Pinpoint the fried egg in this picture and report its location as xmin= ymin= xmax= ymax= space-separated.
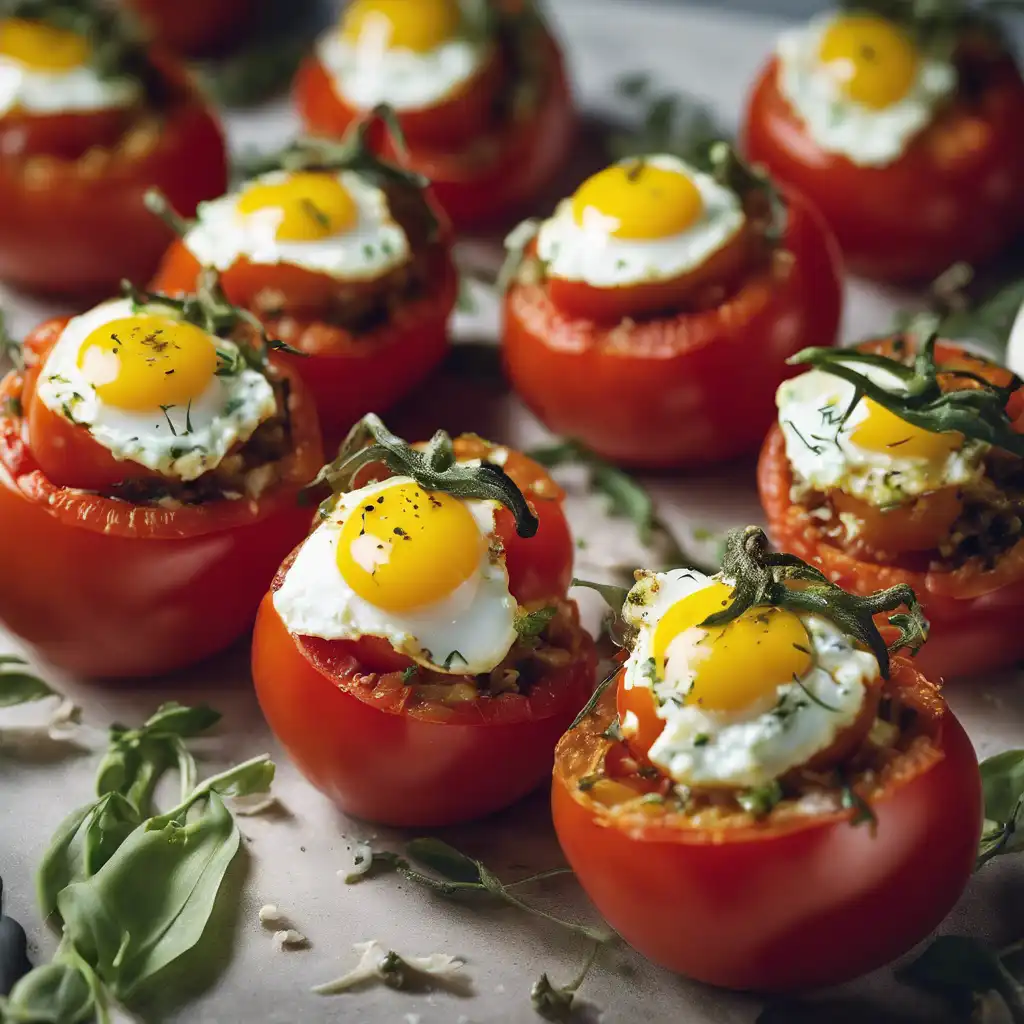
xmin=621 ymin=569 xmax=877 ymax=789
xmin=273 ymin=476 xmax=518 ymax=675
xmin=535 ymin=155 xmax=745 ymax=289
xmin=1006 ymin=299 xmax=1024 ymax=379
xmin=776 ymin=364 xmax=986 ymax=507
xmin=318 ymin=0 xmax=488 ymax=111
xmin=35 ymin=298 xmax=277 ymax=482
xmin=0 ymin=18 xmax=140 ymax=117
xmin=184 ymin=170 xmax=410 ymax=283
xmin=776 ymin=11 xmax=957 ymax=167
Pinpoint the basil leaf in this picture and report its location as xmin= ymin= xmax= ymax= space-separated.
xmin=1 ymin=961 xmax=96 ymax=1024
xmin=514 ymin=606 xmax=557 ymax=639
xmin=141 ymin=702 xmax=221 ymax=739
xmin=405 ymin=839 xmax=483 ymax=885
xmin=57 ymin=793 xmax=240 ymax=1001
xmin=0 ymin=659 xmax=56 ymax=709
xmin=981 ymin=749 xmax=1024 ymax=823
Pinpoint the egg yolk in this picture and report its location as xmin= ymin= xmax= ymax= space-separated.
xmin=341 ymin=0 xmax=461 ymax=53
xmin=850 ymin=398 xmax=963 ymax=459
xmin=818 ymin=14 xmax=919 ymax=110
xmin=0 ymin=18 xmax=89 ymax=71
xmin=651 ymin=581 xmax=812 ymax=713
xmin=571 ymin=161 xmax=704 ymax=241
xmin=77 ymin=315 xmax=218 ymax=412
xmin=336 ymin=483 xmax=486 ymax=613
xmin=237 ymin=173 xmax=357 ymax=242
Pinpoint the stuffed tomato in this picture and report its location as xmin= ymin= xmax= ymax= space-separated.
xmin=501 ymin=146 xmax=842 ymax=468
xmin=742 ymin=6 xmax=1024 ymax=282
xmin=0 ymin=6 xmax=227 ymax=297
xmin=554 ymin=527 xmax=981 ymax=992
xmin=252 ymin=415 xmax=596 ymax=827
xmin=759 ymin=325 xmax=1024 ymax=679
xmin=151 ymin=113 xmax=457 ymax=441
xmin=0 ymin=276 xmax=322 ymax=678
xmin=293 ymin=0 xmax=573 ymax=229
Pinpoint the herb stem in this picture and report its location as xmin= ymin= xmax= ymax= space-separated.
xmin=496 ymin=886 xmax=611 ymax=945
xmin=503 ymin=867 xmax=575 ymax=890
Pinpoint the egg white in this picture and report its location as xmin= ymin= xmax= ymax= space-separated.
xmin=621 ymin=569 xmax=877 ymax=790
xmin=273 ymin=476 xmax=518 ymax=676
xmin=184 ymin=170 xmax=411 ymax=283
xmin=0 ymin=56 xmax=139 ymax=117
xmin=775 ymin=12 xmax=957 ymax=167
xmin=776 ymin=365 xmax=987 ymax=507
xmin=317 ymin=24 xmax=487 ymax=111
xmin=34 ymin=298 xmax=278 ymax=483
xmin=1005 ymin=299 xmax=1024 ymax=380
xmin=535 ymin=154 xmax=746 ymax=289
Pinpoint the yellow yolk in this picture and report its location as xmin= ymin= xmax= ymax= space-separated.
xmin=77 ymin=315 xmax=218 ymax=412
xmin=336 ymin=483 xmax=486 ymax=612
xmin=341 ymin=0 xmax=462 ymax=53
xmin=571 ymin=161 xmax=704 ymax=240
xmin=0 ymin=18 xmax=90 ymax=71
xmin=236 ymin=173 xmax=358 ymax=242
xmin=818 ymin=14 xmax=919 ymax=110
xmin=850 ymin=398 xmax=963 ymax=459
xmin=652 ymin=581 xmax=812 ymax=713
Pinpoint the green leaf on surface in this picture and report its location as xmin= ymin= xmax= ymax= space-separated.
xmin=0 ymin=658 xmax=57 ymax=709
xmin=977 ymin=748 xmax=1024 ymax=867
xmin=404 ymin=838 xmax=483 ymax=886
xmin=1 ymin=959 xmax=97 ymax=1024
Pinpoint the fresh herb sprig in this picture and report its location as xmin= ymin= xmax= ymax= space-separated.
xmin=713 ymin=526 xmax=927 ymax=678
xmin=0 ymin=311 xmax=24 ymax=374
xmin=792 ymin=314 xmax=1024 ymax=457
xmin=309 ymin=414 xmax=539 ymax=538
xmin=977 ymin=747 xmax=1024 ymax=868
xmin=0 ymin=656 xmax=59 ymax=710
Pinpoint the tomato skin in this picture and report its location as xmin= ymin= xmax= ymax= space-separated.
xmin=0 ymin=328 xmax=323 ymax=680
xmin=502 ymin=188 xmax=843 ymax=468
xmin=0 ymin=56 xmax=228 ymax=299
xmin=552 ymin=671 xmax=982 ymax=992
xmin=293 ymin=31 xmax=574 ymax=229
xmin=253 ymin=593 xmax=596 ymax=827
xmin=125 ymin=0 xmax=252 ymax=55
xmin=151 ymin=240 xmax=458 ymax=442
xmin=743 ymin=55 xmax=1024 ymax=283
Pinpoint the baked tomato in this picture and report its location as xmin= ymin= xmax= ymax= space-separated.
xmin=552 ymin=661 xmax=981 ymax=992
xmin=293 ymin=1 xmax=574 ymax=229
xmin=743 ymin=17 xmax=1024 ymax=282
xmin=252 ymin=427 xmax=594 ymax=827
xmin=125 ymin=0 xmax=251 ymax=55
xmin=760 ymin=335 xmax=1024 ymax=679
xmin=0 ymin=14 xmax=227 ymax=299
xmin=150 ymin=122 xmax=457 ymax=442
xmin=0 ymin=301 xmax=323 ymax=680
xmin=502 ymin=153 xmax=842 ymax=468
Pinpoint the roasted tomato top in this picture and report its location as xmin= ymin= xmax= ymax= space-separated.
xmin=742 ymin=12 xmax=1024 ymax=281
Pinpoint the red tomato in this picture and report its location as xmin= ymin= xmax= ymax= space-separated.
xmin=743 ymin=50 xmax=1024 ymax=282
xmin=0 ymin=55 xmax=227 ymax=299
xmin=502 ymin=187 xmax=843 ymax=469
xmin=150 ymin=239 xmax=458 ymax=442
xmin=252 ymin=435 xmax=592 ymax=827
xmin=552 ymin=664 xmax=982 ymax=992
xmin=0 ymin=318 xmax=323 ymax=679
xmin=293 ymin=25 xmax=574 ymax=229
xmin=124 ymin=0 xmax=251 ymax=55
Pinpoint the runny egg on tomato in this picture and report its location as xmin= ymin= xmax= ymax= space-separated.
xmin=776 ymin=363 xmax=984 ymax=509
xmin=273 ymin=476 xmax=517 ymax=675
xmin=0 ymin=17 xmax=140 ymax=116
xmin=618 ymin=568 xmax=879 ymax=789
xmin=775 ymin=11 xmax=956 ymax=166
xmin=34 ymin=299 xmax=277 ymax=482
xmin=317 ymin=0 xmax=490 ymax=112
xmin=534 ymin=155 xmax=745 ymax=290
xmin=183 ymin=170 xmax=410 ymax=281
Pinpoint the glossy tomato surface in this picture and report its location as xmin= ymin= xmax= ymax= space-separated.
xmin=294 ymin=29 xmax=573 ymax=229
xmin=126 ymin=0 xmax=251 ymax=55
xmin=503 ymin=187 xmax=842 ymax=468
xmin=252 ymin=437 xmax=591 ymax=826
xmin=552 ymin=668 xmax=982 ymax=992
xmin=0 ymin=318 xmax=323 ymax=679
xmin=0 ymin=57 xmax=227 ymax=299
xmin=743 ymin=55 xmax=1024 ymax=282
xmin=151 ymin=238 xmax=458 ymax=442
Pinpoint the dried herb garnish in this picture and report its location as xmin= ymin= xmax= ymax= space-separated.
xmin=791 ymin=314 xmax=1024 ymax=457
xmin=309 ymin=414 xmax=539 ymax=538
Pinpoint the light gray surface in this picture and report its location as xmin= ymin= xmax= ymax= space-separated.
xmin=1 ymin=3 xmax=1022 ymax=1022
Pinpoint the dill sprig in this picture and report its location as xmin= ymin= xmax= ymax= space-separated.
xmin=309 ymin=414 xmax=539 ymax=538
xmin=791 ymin=314 xmax=1024 ymax=456
xmin=710 ymin=527 xmax=928 ymax=679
